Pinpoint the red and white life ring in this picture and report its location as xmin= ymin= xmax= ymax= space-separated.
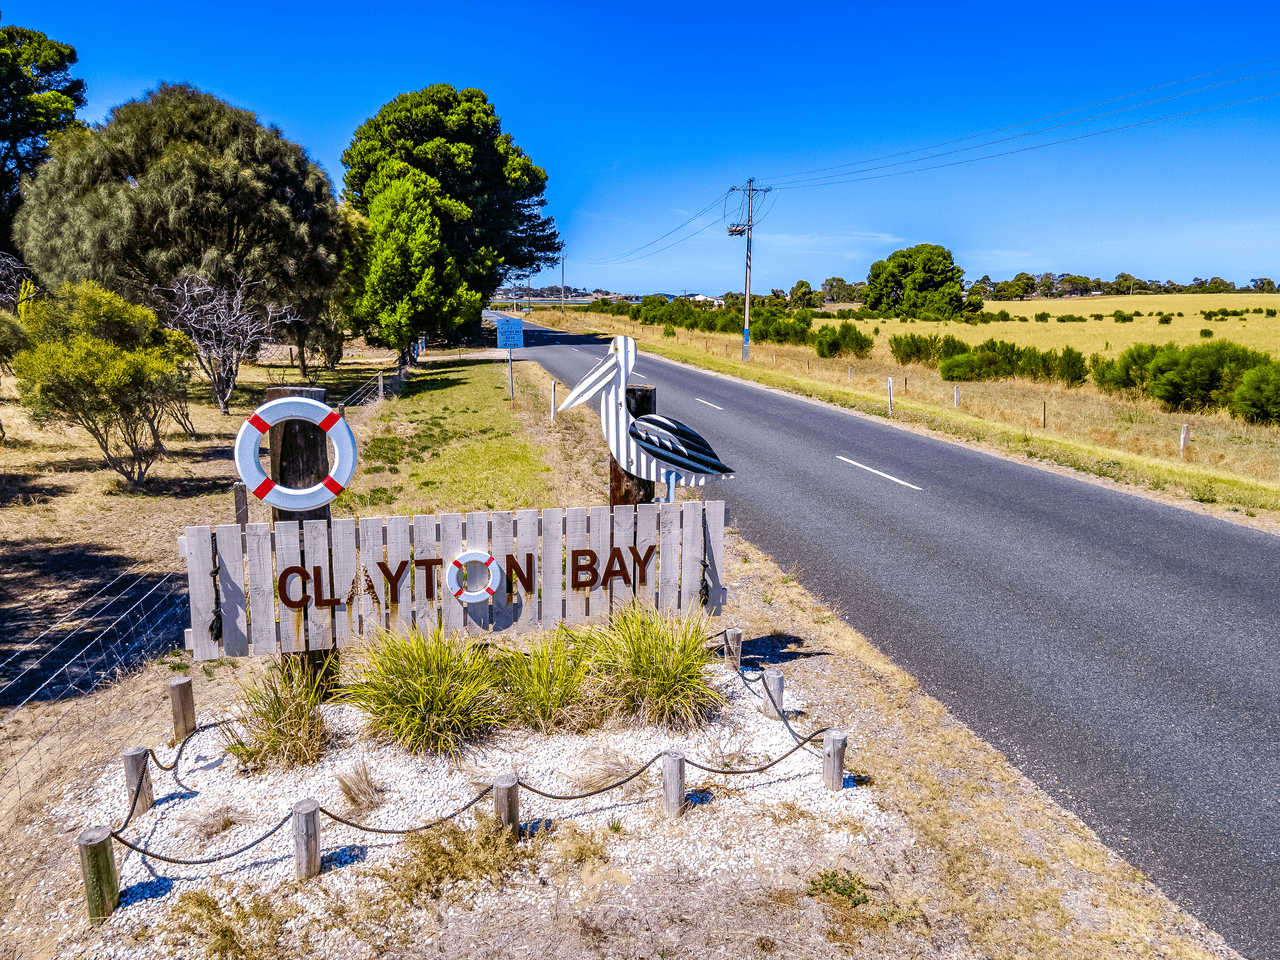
xmin=233 ymin=397 xmax=358 ymax=511
xmin=446 ymin=550 xmax=501 ymax=603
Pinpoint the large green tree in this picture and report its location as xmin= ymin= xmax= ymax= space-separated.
xmin=14 ymin=83 xmax=340 ymax=311
xmin=863 ymin=244 xmax=971 ymax=319
xmin=342 ymin=84 xmax=561 ymax=312
xmin=346 ymin=162 xmax=483 ymax=350
xmin=0 ymin=18 xmax=85 ymax=257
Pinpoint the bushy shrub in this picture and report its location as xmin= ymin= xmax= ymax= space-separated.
xmin=1056 ymin=314 xmax=1086 ymax=323
xmin=1091 ymin=342 xmax=1166 ymax=393
xmin=939 ymin=350 xmax=1014 ymax=381
xmin=1158 ymin=315 xmax=1172 ymax=324
xmin=1232 ymin=362 xmax=1280 ymax=423
xmin=662 ymin=323 xmax=675 ymax=337
xmin=344 ymin=627 xmax=505 ymax=755
xmin=888 ymin=332 xmax=969 ymax=367
xmin=1058 ymin=346 xmax=1088 ymax=386
xmin=1200 ymin=328 xmax=1213 ymax=338
xmin=1266 ymin=308 xmax=1277 ymax=318
xmin=1034 ymin=311 xmax=1050 ymax=323
xmin=1147 ymin=340 xmax=1271 ymax=411
xmin=814 ymin=321 xmax=874 ymax=358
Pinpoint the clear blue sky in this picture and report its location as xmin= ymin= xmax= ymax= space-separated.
xmin=13 ymin=0 xmax=1280 ymax=295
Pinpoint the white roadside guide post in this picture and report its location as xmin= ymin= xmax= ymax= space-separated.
xmin=495 ymin=314 xmax=525 ymax=412
xmin=1181 ymin=424 xmax=1190 ymax=459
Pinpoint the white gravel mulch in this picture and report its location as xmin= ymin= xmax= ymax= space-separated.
xmin=39 ymin=665 xmax=887 ymax=958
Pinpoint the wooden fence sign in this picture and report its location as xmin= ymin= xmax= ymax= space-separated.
xmin=178 ymin=502 xmax=726 ymax=660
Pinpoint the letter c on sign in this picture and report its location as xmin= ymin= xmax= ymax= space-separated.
xmin=278 ymin=565 xmax=311 ymax=609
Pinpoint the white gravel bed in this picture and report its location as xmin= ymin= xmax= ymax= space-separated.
xmin=43 ymin=666 xmax=886 ymax=957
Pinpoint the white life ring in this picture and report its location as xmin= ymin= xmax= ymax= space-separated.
xmin=446 ymin=550 xmax=500 ymax=603
xmin=233 ymin=397 xmax=358 ymax=511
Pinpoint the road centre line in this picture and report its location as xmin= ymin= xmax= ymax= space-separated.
xmin=836 ymin=456 xmax=922 ymax=491
xmin=695 ymin=398 xmax=724 ymax=410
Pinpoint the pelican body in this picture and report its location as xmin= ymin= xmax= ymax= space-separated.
xmin=557 ymin=336 xmax=734 ymax=493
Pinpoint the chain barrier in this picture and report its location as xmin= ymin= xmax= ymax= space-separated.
xmin=317 ymin=786 xmax=493 ymax=835
xmin=112 ymin=814 xmax=292 ymax=866
xmin=684 ymin=728 xmax=828 ymax=775
xmin=517 ymin=753 xmax=664 ymax=801
xmin=103 ymin=661 xmax=836 ymax=867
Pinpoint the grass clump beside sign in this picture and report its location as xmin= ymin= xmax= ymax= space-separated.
xmin=309 ymin=602 xmax=724 ymax=758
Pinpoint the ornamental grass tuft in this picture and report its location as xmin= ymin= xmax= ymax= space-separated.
xmin=221 ymin=656 xmax=330 ymax=769
xmin=580 ymin=602 xmax=724 ymax=729
xmin=343 ymin=626 xmax=505 ymax=755
xmin=497 ymin=628 xmax=596 ymax=733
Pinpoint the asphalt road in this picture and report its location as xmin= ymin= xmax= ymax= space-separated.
xmin=503 ymin=315 xmax=1280 ymax=959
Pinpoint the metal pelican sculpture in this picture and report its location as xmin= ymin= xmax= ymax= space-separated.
xmin=558 ymin=335 xmax=734 ymax=498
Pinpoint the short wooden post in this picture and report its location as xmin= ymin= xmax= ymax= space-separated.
xmin=233 ymin=482 xmax=248 ymax=526
xmin=1043 ymin=399 xmax=1047 ymax=429
xmin=1180 ymin=424 xmax=1190 ymax=459
xmin=337 ymin=403 xmax=345 ymax=419
xmin=724 ymin=628 xmax=743 ymax=668
xmin=763 ymin=668 xmax=784 ymax=721
xmin=122 ymin=746 xmax=153 ymax=816
xmin=494 ymin=773 xmax=519 ymax=838
xmin=662 ymin=750 xmax=686 ymax=818
xmin=293 ymin=798 xmax=320 ymax=879
xmin=169 ymin=677 xmax=196 ymax=742
xmin=823 ymin=729 xmax=848 ymax=791
xmin=77 ymin=826 xmax=119 ymax=924
xmin=551 ymin=381 xmax=557 ymax=420
xmin=377 ymin=371 xmax=385 ymax=401
xmin=887 ymin=377 xmax=893 ymax=413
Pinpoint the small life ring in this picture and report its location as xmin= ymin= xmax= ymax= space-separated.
xmin=233 ymin=397 xmax=358 ymax=511
xmin=446 ymin=550 xmax=500 ymax=603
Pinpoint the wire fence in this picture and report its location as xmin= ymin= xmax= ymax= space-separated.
xmin=0 ymin=572 xmax=188 ymax=825
xmin=341 ymin=365 xmax=405 ymax=408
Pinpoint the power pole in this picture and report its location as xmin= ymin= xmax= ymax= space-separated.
xmin=728 ymin=178 xmax=771 ymax=362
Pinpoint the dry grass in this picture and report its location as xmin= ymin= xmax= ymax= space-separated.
xmin=336 ymin=759 xmax=383 ymax=813
xmin=535 ymin=308 xmax=1280 ymax=518
xmin=552 ymin=821 xmax=609 ymax=866
xmin=559 ymin=744 xmax=653 ymax=798
xmin=379 ymin=811 xmax=542 ymax=904
xmin=177 ymin=801 xmax=255 ymax=841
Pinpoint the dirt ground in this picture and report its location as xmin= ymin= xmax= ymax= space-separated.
xmin=0 ymin=356 xmax=1247 ymax=960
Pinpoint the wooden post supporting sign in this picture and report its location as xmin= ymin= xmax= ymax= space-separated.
xmin=264 ymin=386 xmax=331 ymax=524
xmin=609 ymin=385 xmax=657 ymax=507
xmin=724 ymin=627 xmax=743 ymax=668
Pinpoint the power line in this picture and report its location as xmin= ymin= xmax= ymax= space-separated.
xmin=769 ymin=92 xmax=1280 ymax=190
xmin=758 ymin=55 xmax=1280 ymax=183
xmin=566 ymin=191 xmax=730 ymax=265
xmin=762 ymin=69 xmax=1279 ymax=189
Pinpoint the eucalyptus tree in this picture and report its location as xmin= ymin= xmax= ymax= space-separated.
xmin=14 ymin=83 xmax=341 ymax=314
